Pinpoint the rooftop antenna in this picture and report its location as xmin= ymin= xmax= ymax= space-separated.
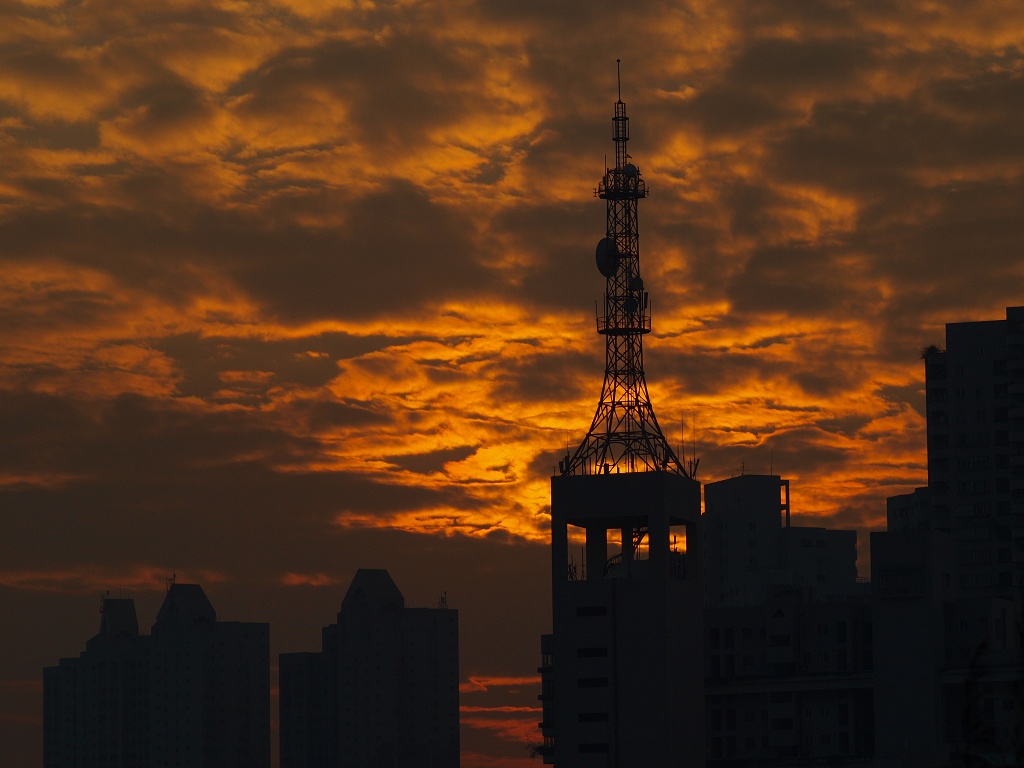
xmin=560 ymin=61 xmax=691 ymax=478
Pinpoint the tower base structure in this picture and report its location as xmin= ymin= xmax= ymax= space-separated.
xmin=540 ymin=471 xmax=705 ymax=767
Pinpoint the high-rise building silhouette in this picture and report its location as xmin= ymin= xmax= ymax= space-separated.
xmin=539 ymin=68 xmax=704 ymax=767
xmin=43 ymin=583 xmax=270 ymax=768
xmin=703 ymin=473 xmax=873 ymax=765
xmin=921 ymin=306 xmax=1023 ymax=594
xmin=279 ymin=569 xmax=459 ymax=768
xmin=873 ymin=305 xmax=1024 ymax=767
xmin=698 ymin=307 xmax=1024 ymax=767
xmin=704 ymin=474 xmax=862 ymax=607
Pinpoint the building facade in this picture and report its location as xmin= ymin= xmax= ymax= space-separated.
xmin=279 ymin=569 xmax=459 ymax=768
xmin=703 ymin=473 xmax=873 ymax=766
xmin=541 ymin=472 xmax=705 ymax=766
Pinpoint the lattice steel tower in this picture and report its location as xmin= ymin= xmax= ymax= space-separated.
xmin=539 ymin=68 xmax=705 ymax=768
xmin=561 ymin=63 xmax=691 ymax=478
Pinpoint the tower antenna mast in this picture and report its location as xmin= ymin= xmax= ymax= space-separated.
xmin=559 ymin=63 xmax=691 ymax=478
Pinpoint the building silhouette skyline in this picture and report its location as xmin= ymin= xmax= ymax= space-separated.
xmin=704 ymin=305 xmax=1024 ymax=767
xmin=41 ymin=306 xmax=1023 ymax=767
xmin=44 ymin=582 xmax=270 ymax=768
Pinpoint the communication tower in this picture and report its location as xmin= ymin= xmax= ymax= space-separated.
xmin=539 ymin=66 xmax=705 ymax=768
xmin=560 ymin=60 xmax=692 ymax=479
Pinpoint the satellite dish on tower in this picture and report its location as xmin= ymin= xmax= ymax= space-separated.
xmin=623 ymin=163 xmax=638 ymax=179
xmin=595 ymin=237 xmax=619 ymax=278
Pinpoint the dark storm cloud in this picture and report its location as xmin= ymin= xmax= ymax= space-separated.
xmin=155 ymin=331 xmax=425 ymax=400
xmin=487 ymin=345 xmax=599 ymax=409
xmin=232 ymin=31 xmax=482 ymax=149
xmin=1 ymin=183 xmax=495 ymax=323
xmin=0 ymin=390 xmax=495 ymax=579
xmin=725 ymin=243 xmax=859 ymax=317
xmin=215 ymin=181 xmax=497 ymax=321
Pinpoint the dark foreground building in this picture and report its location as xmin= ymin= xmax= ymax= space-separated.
xmin=43 ymin=583 xmax=270 ymax=768
xmin=279 ymin=568 xmax=459 ymax=768
xmin=874 ymin=305 xmax=1024 ymax=767
xmin=703 ymin=473 xmax=874 ymax=766
xmin=702 ymin=307 xmax=1024 ymax=767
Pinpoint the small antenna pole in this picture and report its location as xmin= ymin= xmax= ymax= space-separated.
xmin=616 ymin=59 xmax=622 ymax=101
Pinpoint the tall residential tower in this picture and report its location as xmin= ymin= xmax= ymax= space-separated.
xmin=539 ymin=68 xmax=705 ymax=768
xmin=279 ymin=569 xmax=459 ymax=768
xmin=873 ymin=306 xmax=1024 ymax=767
xmin=43 ymin=584 xmax=270 ymax=768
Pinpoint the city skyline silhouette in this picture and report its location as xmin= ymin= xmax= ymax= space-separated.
xmin=3 ymin=2 xmax=1023 ymax=766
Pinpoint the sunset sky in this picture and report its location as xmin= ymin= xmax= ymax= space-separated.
xmin=2 ymin=0 xmax=1022 ymax=764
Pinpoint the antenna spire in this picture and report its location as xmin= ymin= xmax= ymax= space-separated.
xmin=561 ymin=68 xmax=690 ymax=478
